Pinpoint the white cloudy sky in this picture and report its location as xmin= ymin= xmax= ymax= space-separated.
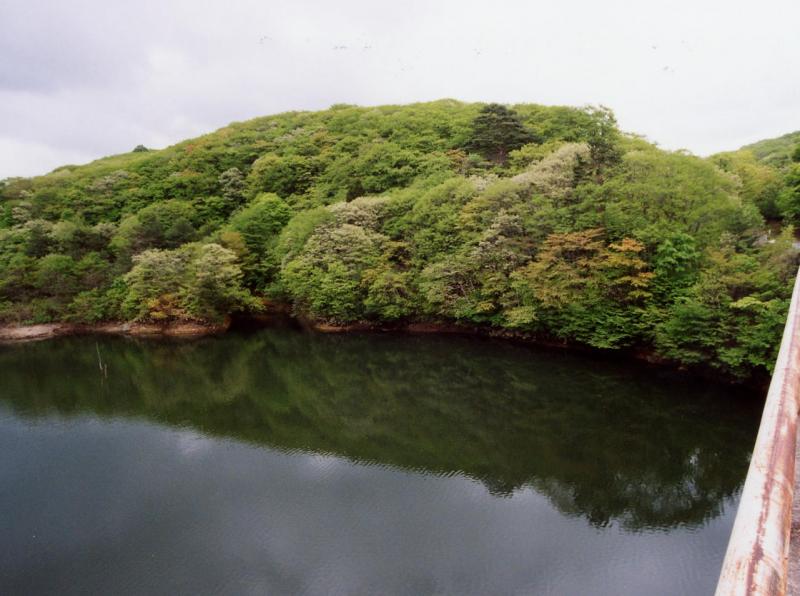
xmin=1 ymin=0 xmax=798 ymax=179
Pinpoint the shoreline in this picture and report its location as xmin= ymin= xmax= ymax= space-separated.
xmin=0 ymin=315 xmax=770 ymax=390
xmin=0 ymin=320 xmax=230 ymax=342
xmin=293 ymin=315 xmax=768 ymax=390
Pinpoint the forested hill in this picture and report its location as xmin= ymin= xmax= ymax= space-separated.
xmin=2 ymin=100 xmax=800 ymax=379
xmin=741 ymin=130 xmax=800 ymax=168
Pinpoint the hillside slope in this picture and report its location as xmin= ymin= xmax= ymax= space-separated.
xmin=742 ymin=131 xmax=800 ymax=167
xmin=1 ymin=100 xmax=798 ymax=379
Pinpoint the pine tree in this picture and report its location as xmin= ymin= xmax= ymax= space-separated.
xmin=465 ymin=103 xmax=536 ymax=164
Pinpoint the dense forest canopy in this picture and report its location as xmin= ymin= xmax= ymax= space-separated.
xmin=741 ymin=130 xmax=800 ymax=168
xmin=2 ymin=100 xmax=799 ymax=379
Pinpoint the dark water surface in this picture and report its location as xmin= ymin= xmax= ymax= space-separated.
xmin=0 ymin=326 xmax=760 ymax=595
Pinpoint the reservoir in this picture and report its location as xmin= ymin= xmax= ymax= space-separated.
xmin=0 ymin=326 xmax=759 ymax=595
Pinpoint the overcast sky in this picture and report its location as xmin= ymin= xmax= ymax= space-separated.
xmin=1 ymin=0 xmax=798 ymax=179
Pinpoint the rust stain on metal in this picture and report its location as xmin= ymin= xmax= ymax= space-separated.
xmin=716 ymin=266 xmax=800 ymax=596
xmin=749 ymin=376 xmax=796 ymax=593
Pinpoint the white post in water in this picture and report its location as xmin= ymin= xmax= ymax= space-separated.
xmin=716 ymin=267 xmax=800 ymax=595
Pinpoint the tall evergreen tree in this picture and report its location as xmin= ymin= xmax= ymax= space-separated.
xmin=465 ymin=103 xmax=537 ymax=164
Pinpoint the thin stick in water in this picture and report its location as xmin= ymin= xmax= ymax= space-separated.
xmin=95 ymin=342 xmax=103 ymax=374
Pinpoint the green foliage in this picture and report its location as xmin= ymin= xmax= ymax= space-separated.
xmin=511 ymin=230 xmax=653 ymax=348
xmin=651 ymin=233 xmax=700 ymax=301
xmin=281 ymin=198 xmax=397 ymax=321
xmin=390 ymin=177 xmax=477 ymax=262
xmin=227 ymin=192 xmax=292 ymax=288
xmin=741 ymin=131 xmax=800 ymax=167
xmin=34 ymin=254 xmax=78 ymax=299
xmin=711 ymin=150 xmax=784 ymax=219
xmin=273 ymin=207 xmax=333 ymax=267
xmin=112 ymin=199 xmax=198 ymax=257
xmin=123 ymin=243 xmax=257 ymax=322
xmin=184 ymin=243 xmax=261 ymax=320
xmin=229 ymin=193 xmax=292 ymax=250
xmin=318 ymin=141 xmax=435 ymax=202
xmin=655 ymin=229 xmax=798 ymax=377
xmin=218 ymin=167 xmax=245 ymax=206
xmin=247 ymin=154 xmax=322 ymax=201
xmin=596 ymin=144 xmax=763 ymax=246
xmin=583 ymin=106 xmax=622 ymax=171
xmin=777 ymin=164 xmax=800 ymax=222
xmin=0 ymin=203 xmax=12 ymax=229
xmin=0 ymin=100 xmax=796 ymax=379
xmin=68 ymin=278 xmax=127 ymax=323
xmin=464 ymin=103 xmax=537 ymax=164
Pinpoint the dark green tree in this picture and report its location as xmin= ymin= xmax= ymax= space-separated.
xmin=777 ymin=164 xmax=800 ymax=222
xmin=584 ymin=106 xmax=622 ymax=172
xmin=228 ymin=193 xmax=292 ymax=288
xmin=465 ymin=104 xmax=537 ymax=164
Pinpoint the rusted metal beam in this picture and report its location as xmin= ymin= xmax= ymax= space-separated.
xmin=716 ymin=267 xmax=800 ymax=596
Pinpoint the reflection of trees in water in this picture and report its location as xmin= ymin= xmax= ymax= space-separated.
xmin=0 ymin=327 xmax=759 ymax=531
